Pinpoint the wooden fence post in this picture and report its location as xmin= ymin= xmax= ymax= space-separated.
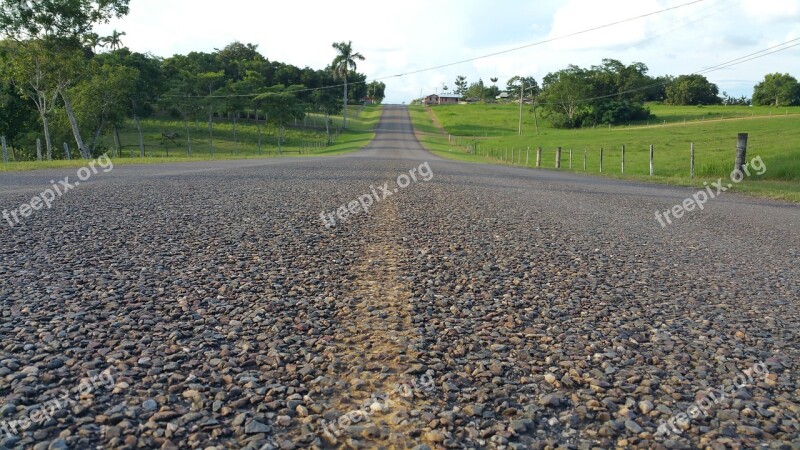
xmin=555 ymin=147 xmax=561 ymax=168
xmin=649 ymin=144 xmax=654 ymax=176
xmin=621 ymin=145 xmax=625 ymax=174
xmin=599 ymin=147 xmax=603 ymax=173
xmin=569 ymin=148 xmax=573 ymax=169
xmin=64 ymin=143 xmax=71 ymax=160
xmin=690 ymin=142 xmax=695 ymax=178
xmin=1 ymin=136 xmax=7 ymax=163
xmin=734 ymin=133 xmax=748 ymax=174
xmin=583 ymin=149 xmax=587 ymax=171
xmin=536 ymin=147 xmax=542 ymax=167
xmin=36 ymin=138 xmax=42 ymax=161
xmin=135 ymin=116 xmax=145 ymax=157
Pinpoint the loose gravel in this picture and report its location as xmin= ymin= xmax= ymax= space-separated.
xmin=1 ymin=106 xmax=798 ymax=449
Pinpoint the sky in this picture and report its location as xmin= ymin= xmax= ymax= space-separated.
xmin=94 ymin=0 xmax=800 ymax=104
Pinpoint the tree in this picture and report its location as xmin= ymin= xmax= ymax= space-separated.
xmin=540 ymin=65 xmax=594 ymax=128
xmin=331 ymin=41 xmax=364 ymax=129
xmin=255 ymin=84 xmax=306 ymax=154
xmin=366 ymin=81 xmax=385 ymax=104
xmin=665 ymin=74 xmax=721 ymax=105
xmin=1 ymin=40 xmax=69 ymax=159
xmin=312 ymin=85 xmax=342 ymax=144
xmin=752 ymin=73 xmax=800 ymax=107
xmin=82 ymin=32 xmax=105 ymax=54
xmin=506 ymin=76 xmax=539 ymax=100
xmin=454 ymin=75 xmax=468 ymax=96
xmin=71 ymin=61 xmax=137 ymax=155
xmin=103 ymin=29 xmax=125 ymax=50
xmin=0 ymin=0 xmax=130 ymax=40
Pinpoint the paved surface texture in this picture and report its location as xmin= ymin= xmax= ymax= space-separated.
xmin=0 ymin=105 xmax=798 ymax=449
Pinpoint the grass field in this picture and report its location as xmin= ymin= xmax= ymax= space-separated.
xmin=0 ymin=105 xmax=382 ymax=172
xmin=412 ymin=103 xmax=800 ymax=201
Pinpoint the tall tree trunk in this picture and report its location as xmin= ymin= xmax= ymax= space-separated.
xmin=343 ymin=74 xmax=348 ymax=129
xmin=62 ymin=91 xmax=87 ymax=159
xmin=41 ymin=113 xmax=54 ymax=160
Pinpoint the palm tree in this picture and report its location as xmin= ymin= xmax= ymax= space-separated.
xmin=83 ymin=33 xmax=105 ymax=54
xmin=104 ymin=30 xmax=126 ymax=51
xmin=331 ymin=41 xmax=364 ymax=129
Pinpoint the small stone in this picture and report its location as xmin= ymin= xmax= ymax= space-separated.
xmin=509 ymin=419 xmax=527 ymax=434
xmin=423 ymin=431 xmax=445 ymax=443
xmin=638 ymin=400 xmax=654 ymax=415
xmin=48 ymin=439 xmax=68 ymax=450
xmin=539 ymin=393 xmax=564 ymax=407
xmin=544 ymin=373 xmax=557 ymax=385
xmin=276 ymin=415 xmax=291 ymax=427
xmin=142 ymin=399 xmax=158 ymax=411
xmin=625 ymin=420 xmax=643 ymax=434
xmin=245 ymin=420 xmax=271 ymax=434
xmin=370 ymin=402 xmax=384 ymax=413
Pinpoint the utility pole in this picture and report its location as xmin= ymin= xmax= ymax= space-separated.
xmin=518 ymin=78 xmax=525 ymax=136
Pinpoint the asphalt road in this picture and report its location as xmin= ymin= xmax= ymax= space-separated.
xmin=0 ymin=105 xmax=797 ymax=449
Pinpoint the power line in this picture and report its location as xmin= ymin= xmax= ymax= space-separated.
xmin=379 ymin=0 xmax=707 ymax=79
xmin=162 ymin=0 xmax=706 ymax=99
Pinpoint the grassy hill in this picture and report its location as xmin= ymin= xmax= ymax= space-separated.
xmin=411 ymin=103 xmax=800 ymax=201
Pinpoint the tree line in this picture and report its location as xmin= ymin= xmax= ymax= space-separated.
xmin=445 ymin=59 xmax=800 ymax=129
xmin=0 ymin=0 xmax=385 ymax=160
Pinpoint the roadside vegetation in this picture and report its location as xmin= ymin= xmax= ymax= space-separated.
xmin=412 ymin=103 xmax=800 ymax=201
xmin=0 ymin=2 xmax=384 ymax=169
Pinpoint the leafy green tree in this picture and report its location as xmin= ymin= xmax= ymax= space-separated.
xmin=366 ymin=81 xmax=385 ymax=104
xmin=665 ymin=74 xmax=721 ymax=105
xmin=312 ymin=85 xmax=342 ymax=144
xmin=454 ymin=75 xmax=468 ymax=96
xmin=71 ymin=61 xmax=137 ymax=155
xmin=0 ymin=66 xmax=36 ymax=153
xmin=1 ymin=40 xmax=69 ymax=159
xmin=752 ymin=73 xmax=800 ymax=106
xmin=255 ymin=84 xmax=305 ymax=153
xmin=0 ymin=0 xmax=130 ymax=40
xmin=331 ymin=41 xmax=364 ymax=129
xmin=95 ymin=48 xmax=164 ymax=117
xmin=540 ymin=65 xmax=594 ymax=128
xmin=506 ymin=76 xmax=539 ymax=100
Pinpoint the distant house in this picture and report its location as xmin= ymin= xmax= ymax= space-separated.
xmin=496 ymin=92 xmax=510 ymax=100
xmin=424 ymin=94 xmax=461 ymax=105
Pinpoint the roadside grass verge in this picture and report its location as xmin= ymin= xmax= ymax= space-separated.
xmin=0 ymin=105 xmax=382 ymax=172
xmin=410 ymin=103 xmax=800 ymax=202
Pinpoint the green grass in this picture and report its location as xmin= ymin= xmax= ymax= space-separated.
xmin=411 ymin=103 xmax=800 ymax=202
xmin=0 ymin=105 xmax=382 ymax=172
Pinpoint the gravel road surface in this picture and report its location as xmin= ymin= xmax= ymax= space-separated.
xmin=1 ymin=105 xmax=798 ymax=449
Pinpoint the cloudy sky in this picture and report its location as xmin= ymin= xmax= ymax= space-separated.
xmin=95 ymin=0 xmax=800 ymax=104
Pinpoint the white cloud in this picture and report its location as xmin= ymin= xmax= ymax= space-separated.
xmin=93 ymin=0 xmax=800 ymax=103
